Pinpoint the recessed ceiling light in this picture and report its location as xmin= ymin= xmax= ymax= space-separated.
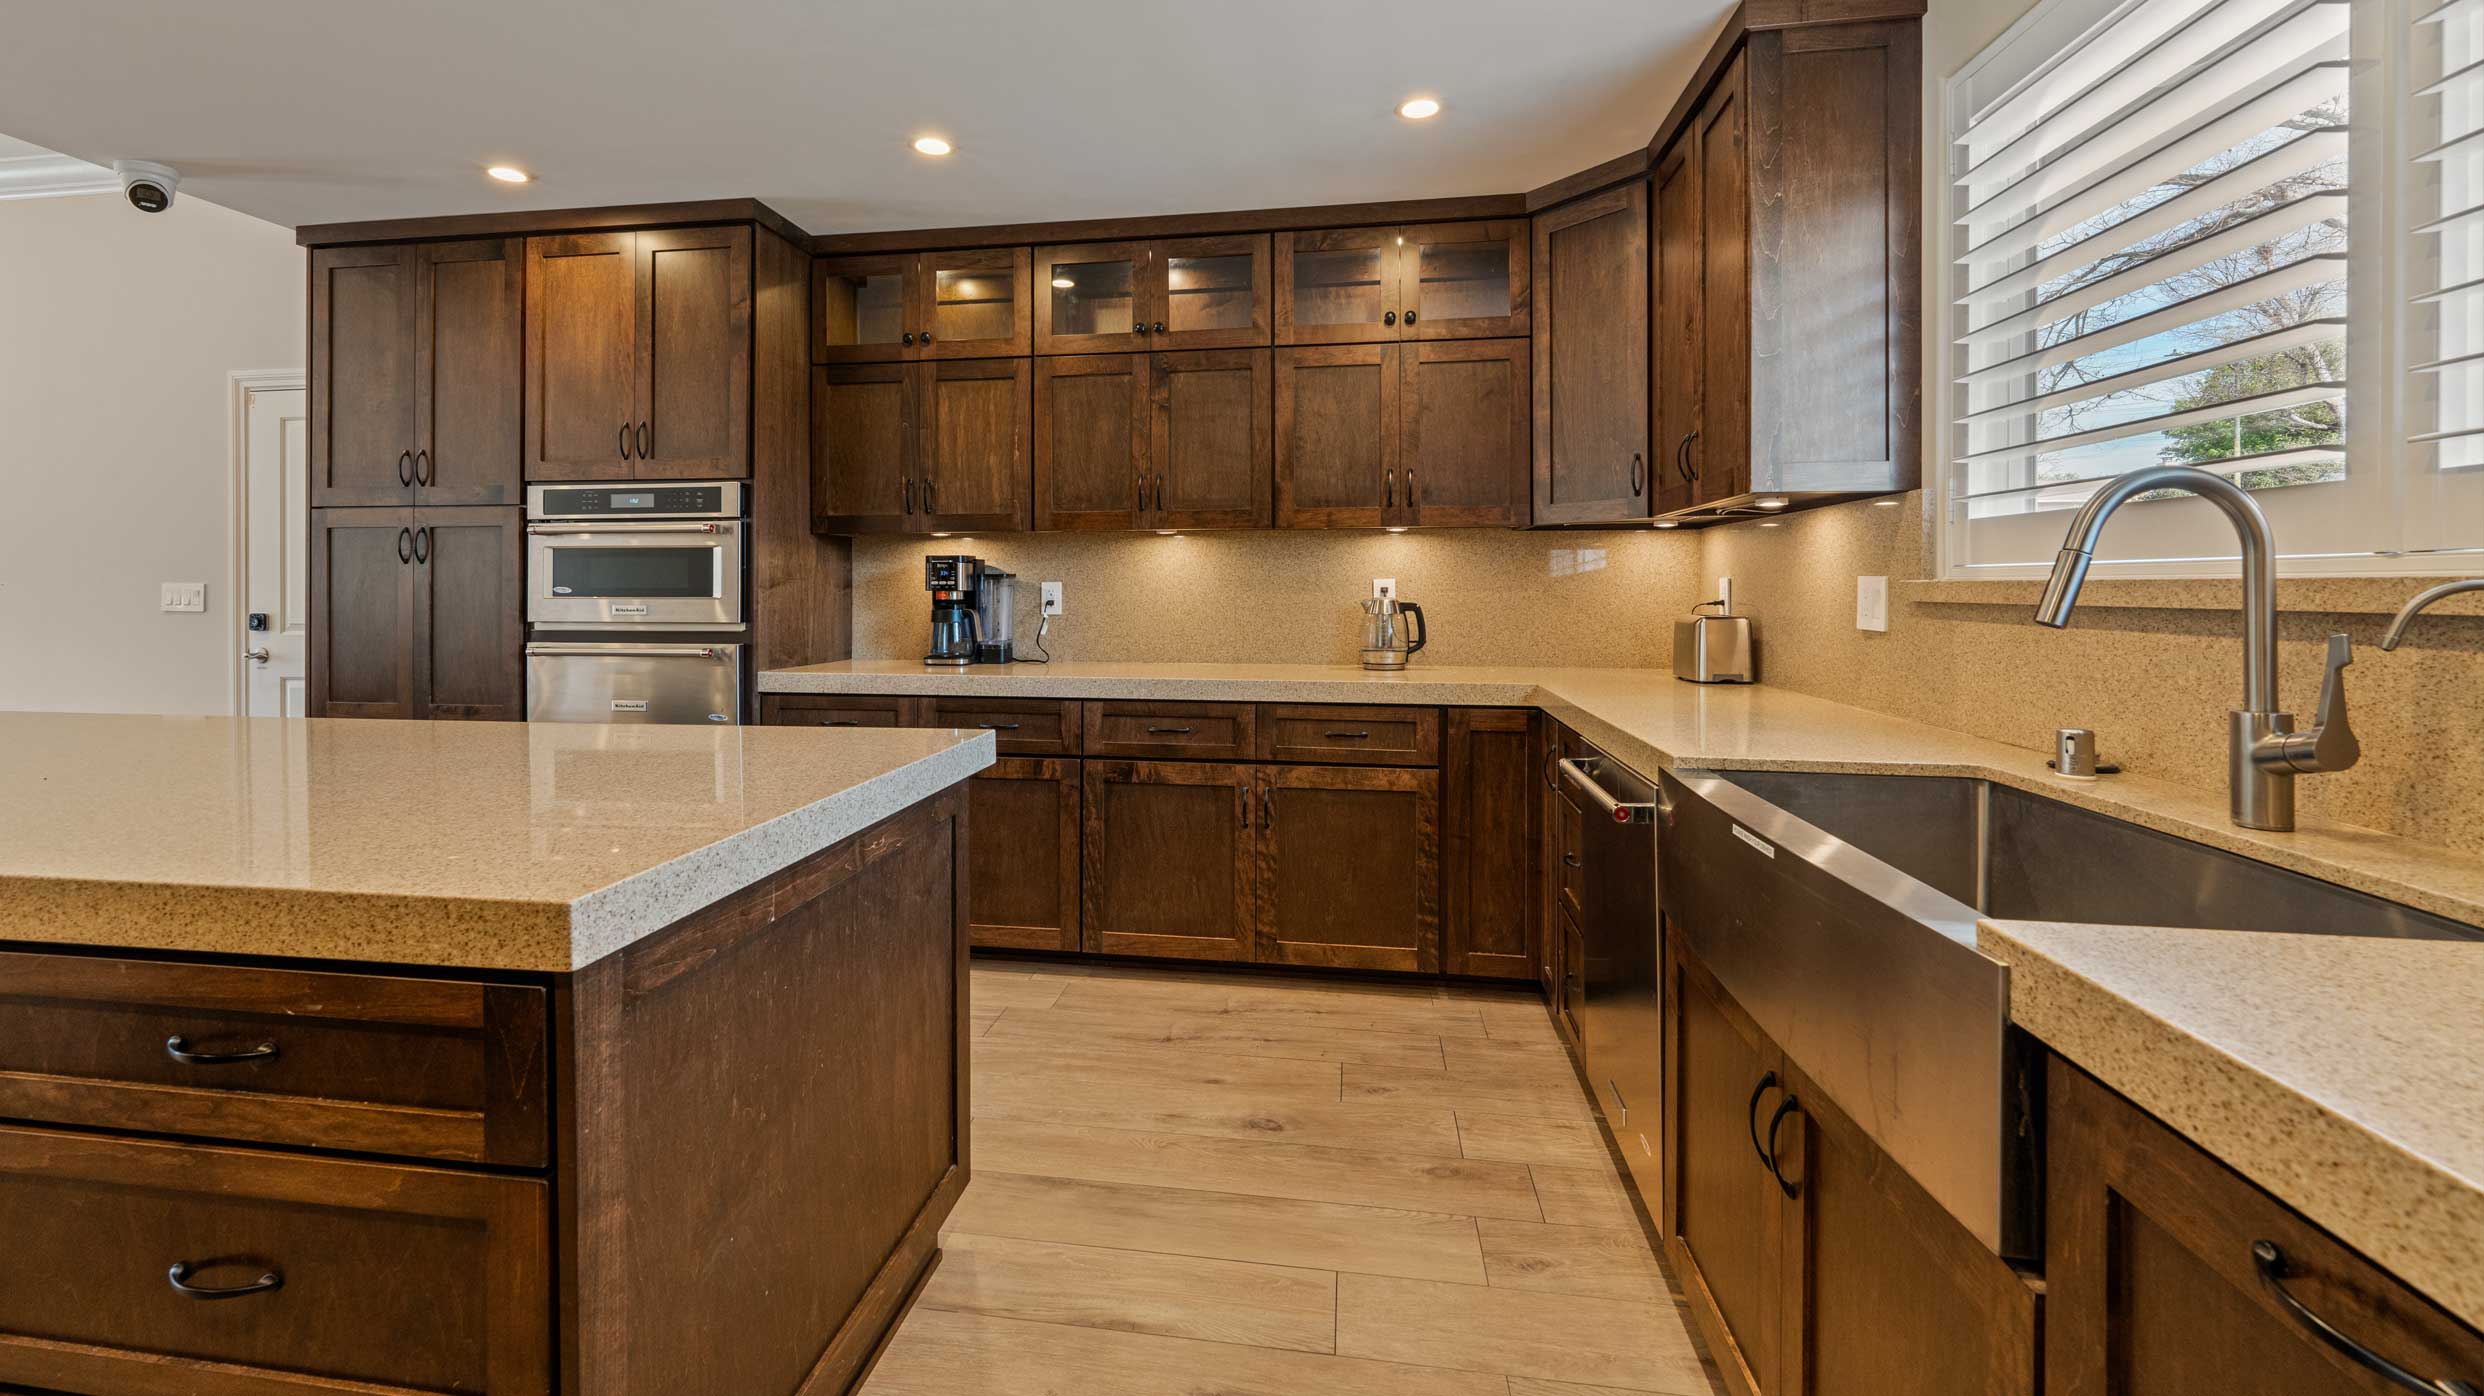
xmin=485 ymin=165 xmax=530 ymax=184
xmin=1050 ymin=276 xmax=1076 ymax=289
xmin=912 ymin=135 xmax=953 ymax=156
xmin=1398 ymin=97 xmax=1442 ymax=120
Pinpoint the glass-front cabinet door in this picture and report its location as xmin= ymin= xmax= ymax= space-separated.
xmin=813 ymin=254 xmax=913 ymax=362
xmin=1153 ymin=235 xmax=1270 ymax=350
xmin=1402 ymin=221 xmax=1530 ymax=339
xmin=1036 ymin=243 xmax=1149 ymax=354
xmin=1276 ymin=228 xmax=1402 ymax=345
xmin=922 ymin=247 xmax=1030 ymax=358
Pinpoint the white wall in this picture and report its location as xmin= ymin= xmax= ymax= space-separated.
xmin=0 ymin=193 xmax=302 ymax=714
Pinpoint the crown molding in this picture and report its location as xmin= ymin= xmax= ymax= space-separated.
xmin=0 ymin=151 xmax=117 ymax=201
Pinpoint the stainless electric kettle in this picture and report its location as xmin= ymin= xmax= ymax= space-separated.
xmin=1358 ymin=596 xmax=1427 ymax=670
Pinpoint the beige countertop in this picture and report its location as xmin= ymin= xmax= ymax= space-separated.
xmin=0 ymin=712 xmax=992 ymax=972
xmin=759 ymin=660 xmax=2484 ymax=929
xmin=1979 ymin=919 xmax=2484 ymax=1331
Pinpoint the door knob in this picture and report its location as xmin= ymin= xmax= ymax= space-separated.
xmin=243 ymin=647 xmax=271 ymax=665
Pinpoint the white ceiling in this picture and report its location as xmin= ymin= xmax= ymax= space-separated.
xmin=0 ymin=1 xmax=1732 ymax=235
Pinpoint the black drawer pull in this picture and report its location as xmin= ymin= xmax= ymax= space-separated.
xmin=1746 ymin=1070 xmax=1779 ymax=1168
xmin=1765 ymin=1095 xmax=1802 ymax=1198
xmin=1562 ymin=852 xmax=1583 ymax=868
xmin=1323 ymin=730 xmax=1371 ymax=740
xmin=168 ymin=1262 xmax=283 ymax=1300
xmin=821 ymin=719 xmax=863 ymax=727
xmin=165 ymin=1036 xmax=277 ymax=1066
xmin=1145 ymin=726 xmax=1195 ymax=735
xmin=977 ymin=721 xmax=1023 ymax=731
xmin=2254 ymin=1242 xmax=2480 ymax=1394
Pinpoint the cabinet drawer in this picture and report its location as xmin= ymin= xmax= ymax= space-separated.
xmin=0 ymin=951 xmax=548 ymax=1167
xmin=922 ymin=697 xmax=1083 ymax=755
xmin=0 ymin=1125 xmax=551 ymax=1396
xmin=1084 ymin=701 xmax=1255 ymax=760
xmin=762 ymin=694 xmax=920 ymax=728
xmin=1256 ymin=704 xmax=1440 ymax=766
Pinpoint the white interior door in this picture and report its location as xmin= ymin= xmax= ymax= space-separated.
xmin=239 ymin=381 xmax=308 ymax=716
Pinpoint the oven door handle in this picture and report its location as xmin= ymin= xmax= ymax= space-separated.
xmin=526 ymin=522 xmax=726 ymax=535
xmin=525 ymin=645 xmax=728 ymax=660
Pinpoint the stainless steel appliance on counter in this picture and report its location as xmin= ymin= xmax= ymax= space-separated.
xmin=1357 ymin=594 xmax=1427 ymax=670
xmin=924 ymin=554 xmax=983 ymax=667
xmin=525 ymin=642 xmax=743 ymax=725
xmin=974 ymin=567 xmax=1016 ymax=664
xmin=525 ymin=482 xmax=745 ymax=630
xmin=1674 ymin=577 xmax=1754 ymax=683
xmin=1560 ymin=746 xmax=1663 ymax=1206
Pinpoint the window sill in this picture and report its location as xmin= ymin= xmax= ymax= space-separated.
xmin=1894 ymin=575 xmax=2484 ymax=617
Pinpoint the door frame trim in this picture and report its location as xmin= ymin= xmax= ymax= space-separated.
xmin=228 ymin=368 xmax=307 ymax=716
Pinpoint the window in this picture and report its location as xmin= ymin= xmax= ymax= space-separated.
xmin=1941 ymin=0 xmax=2484 ymax=576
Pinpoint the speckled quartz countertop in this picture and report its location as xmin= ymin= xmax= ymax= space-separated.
xmin=0 ymin=712 xmax=992 ymax=972
xmin=1979 ymin=920 xmax=2484 ymax=1330
xmin=760 ymin=660 xmax=2484 ymax=928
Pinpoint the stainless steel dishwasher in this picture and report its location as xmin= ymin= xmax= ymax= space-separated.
xmin=1560 ymin=747 xmax=1662 ymax=1206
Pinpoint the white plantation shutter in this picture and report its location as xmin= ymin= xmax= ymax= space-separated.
xmin=1951 ymin=0 xmax=2353 ymax=555
xmin=2413 ymin=0 xmax=2484 ymax=475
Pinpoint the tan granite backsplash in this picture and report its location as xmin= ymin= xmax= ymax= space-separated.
xmin=850 ymin=530 xmax=1706 ymax=669
xmin=1703 ymin=493 xmax=2484 ymax=855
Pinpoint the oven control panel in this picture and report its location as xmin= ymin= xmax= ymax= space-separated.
xmin=530 ymin=482 xmax=740 ymax=520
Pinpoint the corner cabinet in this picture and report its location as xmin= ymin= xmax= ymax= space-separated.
xmin=1662 ymin=937 xmax=2039 ymax=1396
xmin=310 ymin=506 xmax=523 ymax=721
xmin=1530 ymin=183 xmax=1651 ymax=525
xmin=525 ymin=227 xmax=753 ymax=481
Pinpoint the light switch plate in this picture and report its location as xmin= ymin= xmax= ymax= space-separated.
xmin=1041 ymin=581 xmax=1064 ymax=617
xmin=1856 ymin=575 xmax=1889 ymax=632
xmin=1372 ymin=577 xmax=1396 ymax=600
xmin=161 ymin=582 xmax=207 ymax=614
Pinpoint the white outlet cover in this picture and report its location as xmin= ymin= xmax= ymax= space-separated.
xmin=160 ymin=582 xmax=207 ymax=614
xmin=1856 ymin=575 xmax=1889 ymax=632
xmin=1373 ymin=577 xmax=1396 ymax=599
xmin=1040 ymin=581 xmax=1064 ymax=616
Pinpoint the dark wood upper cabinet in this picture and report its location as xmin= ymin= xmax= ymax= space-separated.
xmin=1082 ymin=760 xmax=1257 ymax=962
xmin=1651 ymin=134 xmax=1704 ymax=519
xmin=526 ymin=226 xmax=751 ymax=481
xmin=1275 ymin=344 xmax=1397 ymax=528
xmin=1696 ymin=56 xmax=1753 ymax=506
xmin=916 ymin=357 xmax=1031 ymax=532
xmin=1034 ymin=353 xmax=1151 ymax=530
xmin=1036 ymin=236 xmax=1271 ymax=354
xmin=1275 ymin=221 xmax=1529 ymax=346
xmin=312 ymin=239 xmax=521 ymax=508
xmin=1255 ymin=765 xmax=1439 ymax=974
xmin=1403 ymin=338 xmax=1529 ymax=527
xmin=814 ymin=248 xmax=1032 ymax=362
xmin=309 ymin=507 xmax=419 ymax=719
xmin=812 ymin=363 xmax=914 ymax=533
xmin=634 ymin=226 xmax=752 ymax=478
xmin=311 ymin=506 xmax=521 ymax=721
xmin=1151 ymin=349 xmax=1271 ymax=529
xmin=1443 ymin=709 xmax=1536 ymax=979
xmin=2046 ymin=1055 xmax=2484 ymax=1396
xmin=1531 ymin=182 xmax=1651 ymax=525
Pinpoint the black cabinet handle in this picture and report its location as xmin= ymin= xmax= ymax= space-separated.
xmin=1561 ymin=851 xmax=1583 ymax=868
xmin=1746 ymin=1070 xmax=1780 ymax=1167
xmin=166 ymin=1035 xmax=277 ymax=1066
xmin=1154 ymin=477 xmax=1166 ymax=512
xmin=924 ymin=477 xmax=938 ymax=513
xmin=1385 ymin=469 xmax=1396 ymax=507
xmin=1152 ymin=320 xmax=1165 ymax=334
xmin=411 ymin=526 xmax=430 ymax=565
xmin=1384 ymin=310 xmax=1397 ymax=326
xmin=902 ymin=331 xmax=915 ymax=346
xmin=1408 ymin=468 xmax=1418 ymax=508
xmin=1262 ymin=786 xmax=1273 ymax=828
xmin=922 ymin=330 xmax=935 ymax=344
xmin=396 ymin=528 xmax=412 ymax=564
xmin=977 ymin=721 xmax=1022 ymax=731
xmin=1133 ymin=321 xmax=1148 ymax=336
xmin=1765 ymin=1095 xmax=1802 ymax=1198
xmin=2254 ymin=1242 xmax=2480 ymax=1395
xmin=1136 ymin=475 xmax=1146 ymax=514
xmin=1239 ymin=784 xmax=1250 ymax=829
xmin=637 ymin=422 xmax=649 ymax=460
xmin=414 ymin=449 xmax=431 ymax=486
xmin=168 ymin=1261 xmax=283 ymax=1300
xmin=618 ymin=423 xmax=632 ymax=460
xmin=1405 ymin=310 xmax=1418 ymax=325
xmin=1630 ymin=452 xmax=1645 ymax=496
xmin=1145 ymin=726 xmax=1194 ymax=735
xmin=1324 ymin=731 xmax=1370 ymax=740
xmin=903 ymin=478 xmax=915 ymax=515
xmin=822 ymin=719 xmax=862 ymax=727
xmin=396 ymin=450 xmax=413 ymax=487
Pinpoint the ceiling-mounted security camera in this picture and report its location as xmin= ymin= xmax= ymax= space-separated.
xmin=113 ymin=160 xmax=179 ymax=213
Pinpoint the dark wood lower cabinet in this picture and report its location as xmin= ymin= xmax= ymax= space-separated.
xmin=2046 ymin=1056 xmax=2484 ymax=1395
xmin=312 ymin=505 xmax=522 ymax=720
xmin=1255 ymin=764 xmax=1439 ymax=973
xmin=1665 ymin=940 xmax=1785 ymax=1395
xmin=1083 ymin=760 xmax=1257 ymax=962
xmin=1443 ymin=709 xmax=1537 ymax=978
xmin=966 ymin=757 xmax=1081 ymax=952
xmin=311 ymin=506 xmax=421 ymax=719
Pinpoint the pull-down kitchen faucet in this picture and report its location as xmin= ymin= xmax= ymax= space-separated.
xmin=2380 ymin=578 xmax=2484 ymax=650
xmin=2033 ymin=466 xmax=2357 ymax=832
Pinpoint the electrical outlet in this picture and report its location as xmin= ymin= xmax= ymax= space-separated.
xmin=1372 ymin=577 xmax=1396 ymax=600
xmin=1856 ymin=575 xmax=1889 ymax=632
xmin=160 ymin=582 xmax=206 ymax=614
xmin=1041 ymin=581 xmax=1064 ymax=617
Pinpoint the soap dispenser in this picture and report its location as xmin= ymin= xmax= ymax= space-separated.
xmin=1674 ymin=578 xmax=1755 ymax=684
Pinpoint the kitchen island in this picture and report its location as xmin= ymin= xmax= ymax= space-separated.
xmin=0 ymin=712 xmax=992 ymax=1396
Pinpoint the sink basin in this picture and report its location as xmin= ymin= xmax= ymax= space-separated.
xmin=1716 ymin=769 xmax=2481 ymax=942
xmin=1658 ymin=768 xmax=2479 ymax=1266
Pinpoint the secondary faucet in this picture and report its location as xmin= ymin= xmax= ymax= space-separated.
xmin=2032 ymin=465 xmax=2357 ymax=833
xmin=2380 ymin=578 xmax=2484 ymax=650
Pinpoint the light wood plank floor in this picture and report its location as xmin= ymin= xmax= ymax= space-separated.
xmin=861 ymin=959 xmax=1727 ymax=1396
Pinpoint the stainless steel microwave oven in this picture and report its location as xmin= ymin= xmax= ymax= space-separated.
xmin=525 ymin=482 xmax=744 ymax=629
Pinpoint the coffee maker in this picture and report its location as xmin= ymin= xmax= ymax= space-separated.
xmin=924 ymin=555 xmax=983 ymax=667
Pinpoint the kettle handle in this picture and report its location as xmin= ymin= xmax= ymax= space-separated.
xmin=1400 ymin=602 xmax=1426 ymax=655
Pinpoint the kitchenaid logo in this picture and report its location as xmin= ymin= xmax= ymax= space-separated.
xmin=609 ymin=603 xmax=650 ymax=617
xmin=610 ymin=699 xmax=649 ymax=713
